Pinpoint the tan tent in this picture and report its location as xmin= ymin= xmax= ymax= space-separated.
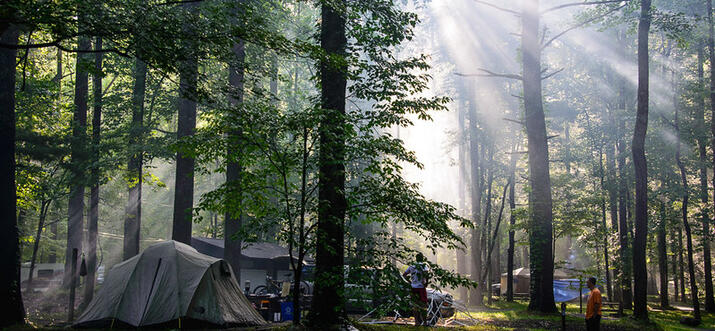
xmin=500 ymin=267 xmax=530 ymax=295
xmin=74 ymin=241 xmax=266 ymax=328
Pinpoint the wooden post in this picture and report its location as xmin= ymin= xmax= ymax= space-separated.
xmin=68 ymin=248 xmax=78 ymax=322
xmin=561 ymin=302 xmax=566 ymax=330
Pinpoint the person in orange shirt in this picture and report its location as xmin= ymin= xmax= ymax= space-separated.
xmin=585 ymin=277 xmax=602 ymax=331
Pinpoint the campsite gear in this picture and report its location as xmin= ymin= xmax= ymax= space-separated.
xmin=553 ymin=279 xmax=591 ymax=303
xmin=79 ymin=254 xmax=87 ymax=277
xmin=280 ymin=301 xmax=293 ymax=321
xmin=247 ymin=294 xmax=282 ymax=322
xmin=73 ymin=240 xmax=266 ymax=328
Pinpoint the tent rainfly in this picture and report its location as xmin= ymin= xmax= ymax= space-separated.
xmin=74 ymin=240 xmax=266 ymax=328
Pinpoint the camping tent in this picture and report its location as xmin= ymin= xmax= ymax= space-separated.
xmin=74 ymin=240 xmax=266 ymax=328
xmin=500 ymin=267 xmax=531 ymax=294
xmin=500 ymin=268 xmax=571 ymax=295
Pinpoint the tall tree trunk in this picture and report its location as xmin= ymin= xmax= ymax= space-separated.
xmin=657 ymin=201 xmax=668 ymax=308
xmin=678 ymin=227 xmax=686 ymax=302
xmin=605 ymin=109 xmax=618 ymax=301
xmin=467 ymin=84 xmax=483 ymax=306
xmin=124 ymin=57 xmax=146 ymax=259
xmin=172 ymin=2 xmax=199 ymax=244
xmin=522 ymin=0 xmax=555 ymax=313
xmin=483 ymin=147 xmax=494 ymax=304
xmin=28 ymin=199 xmax=51 ymax=289
xmin=617 ymin=88 xmax=632 ymax=309
xmin=705 ymin=0 xmax=715 ymax=312
xmin=632 ymin=0 xmax=651 ymax=319
xmin=675 ymin=94 xmax=701 ymax=321
xmin=494 ymin=226 xmax=500 ymax=291
xmin=84 ymin=36 xmax=103 ymax=306
xmin=65 ymin=31 xmax=91 ymax=287
xmin=506 ymin=141 xmax=517 ymax=302
xmin=309 ymin=0 xmax=347 ymax=326
xmin=48 ymin=48 xmax=62 ymax=264
xmin=599 ymin=137 xmax=613 ymax=301
xmin=0 ymin=24 xmax=25 ymax=327
xmin=672 ymin=230 xmax=679 ymax=302
xmin=225 ymin=36 xmax=245 ymax=283
xmin=457 ymin=99 xmax=469 ymax=302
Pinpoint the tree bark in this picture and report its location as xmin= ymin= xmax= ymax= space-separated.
xmin=48 ymin=48 xmax=61 ymax=265
xmin=657 ymin=201 xmax=668 ymax=308
xmin=483 ymin=146 xmax=494 ymax=304
xmin=467 ymin=83 xmax=483 ymax=306
xmin=678 ymin=227 xmax=686 ymax=302
xmin=28 ymin=199 xmax=51 ymax=289
xmin=84 ymin=36 xmax=103 ymax=306
xmin=605 ymin=109 xmax=618 ymax=302
xmin=507 ymin=141 xmax=517 ymax=302
xmin=225 ymin=36 xmax=245 ymax=283
xmin=124 ymin=56 xmax=146 ymax=259
xmin=522 ymin=0 xmax=555 ymax=313
xmin=309 ymin=0 xmax=347 ymax=326
xmin=616 ymin=49 xmax=632 ymax=308
xmin=172 ymin=2 xmax=199 ymax=244
xmin=672 ymin=229 xmax=679 ymax=302
xmin=458 ymin=99 xmax=469 ymax=302
xmin=65 ymin=31 xmax=91 ymax=287
xmin=0 ymin=24 xmax=25 ymax=327
xmin=705 ymin=0 xmax=715 ymax=312
xmin=599 ymin=135 xmax=613 ymax=301
xmin=675 ymin=91 xmax=701 ymax=321
xmin=632 ymin=0 xmax=650 ymax=319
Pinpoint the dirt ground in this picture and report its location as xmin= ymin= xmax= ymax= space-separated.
xmin=22 ymin=283 xmax=86 ymax=328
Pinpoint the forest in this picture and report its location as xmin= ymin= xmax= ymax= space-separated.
xmin=1 ymin=0 xmax=715 ymax=330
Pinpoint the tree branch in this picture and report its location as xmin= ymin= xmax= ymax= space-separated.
xmin=541 ymin=0 xmax=630 ymax=14
xmin=541 ymin=68 xmax=565 ymax=80
xmin=102 ymin=74 xmax=119 ymax=97
xmin=0 ymin=39 xmax=131 ymax=58
xmin=154 ymin=0 xmax=206 ymax=6
xmin=542 ymin=3 xmax=627 ymax=50
xmin=455 ymin=69 xmax=522 ymax=81
xmin=472 ymin=0 xmax=521 ymax=16
xmin=503 ymin=117 xmax=525 ymax=126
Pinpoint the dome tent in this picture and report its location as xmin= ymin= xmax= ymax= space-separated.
xmin=74 ymin=240 xmax=266 ymax=328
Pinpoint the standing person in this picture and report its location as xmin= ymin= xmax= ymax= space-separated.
xmin=403 ymin=252 xmax=429 ymax=326
xmin=586 ymin=277 xmax=602 ymax=331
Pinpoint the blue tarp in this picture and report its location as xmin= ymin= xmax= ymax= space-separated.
xmin=553 ymin=279 xmax=591 ymax=302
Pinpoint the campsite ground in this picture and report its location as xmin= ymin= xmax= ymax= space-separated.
xmin=17 ymin=289 xmax=715 ymax=330
xmin=353 ymin=300 xmax=715 ymax=331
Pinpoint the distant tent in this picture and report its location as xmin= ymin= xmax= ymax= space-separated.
xmin=500 ymin=267 xmax=531 ymax=294
xmin=74 ymin=241 xmax=266 ymax=328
